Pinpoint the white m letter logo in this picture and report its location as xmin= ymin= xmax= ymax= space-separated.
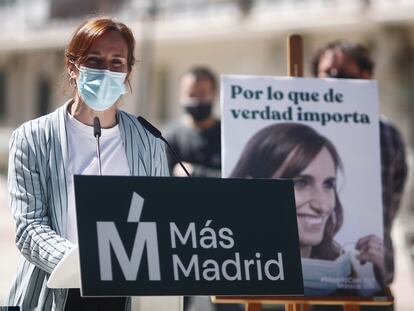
xmin=96 ymin=192 xmax=161 ymax=281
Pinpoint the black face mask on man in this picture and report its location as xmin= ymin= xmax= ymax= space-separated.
xmin=183 ymin=101 xmax=213 ymax=121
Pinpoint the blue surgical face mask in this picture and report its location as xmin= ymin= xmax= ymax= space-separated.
xmin=76 ymin=66 xmax=127 ymax=111
xmin=302 ymin=252 xmax=352 ymax=295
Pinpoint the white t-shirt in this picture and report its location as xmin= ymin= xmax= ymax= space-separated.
xmin=66 ymin=111 xmax=130 ymax=243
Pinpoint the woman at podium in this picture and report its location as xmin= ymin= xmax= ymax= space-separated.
xmin=230 ymin=122 xmax=385 ymax=296
xmin=5 ymin=17 xmax=169 ymax=311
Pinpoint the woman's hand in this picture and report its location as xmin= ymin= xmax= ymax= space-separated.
xmin=355 ymin=234 xmax=385 ymax=285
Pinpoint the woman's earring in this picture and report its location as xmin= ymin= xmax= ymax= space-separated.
xmin=69 ymin=76 xmax=77 ymax=89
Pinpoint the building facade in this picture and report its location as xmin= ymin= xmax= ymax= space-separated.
xmin=0 ymin=0 xmax=413 ymax=213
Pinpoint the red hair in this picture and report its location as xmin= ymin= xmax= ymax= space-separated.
xmin=65 ymin=17 xmax=136 ymax=73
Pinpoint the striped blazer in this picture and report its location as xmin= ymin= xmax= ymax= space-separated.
xmin=5 ymin=101 xmax=169 ymax=311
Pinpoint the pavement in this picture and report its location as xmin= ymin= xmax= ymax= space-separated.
xmin=0 ymin=174 xmax=413 ymax=309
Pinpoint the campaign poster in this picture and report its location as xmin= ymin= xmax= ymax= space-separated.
xmin=221 ymin=75 xmax=384 ymax=297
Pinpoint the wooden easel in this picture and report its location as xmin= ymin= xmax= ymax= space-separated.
xmin=212 ymin=34 xmax=394 ymax=311
xmin=212 ymin=291 xmax=393 ymax=311
xmin=287 ymin=34 xmax=303 ymax=78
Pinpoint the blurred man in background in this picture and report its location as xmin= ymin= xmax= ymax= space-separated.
xmin=312 ymin=40 xmax=408 ymax=310
xmin=164 ymin=66 xmax=243 ymax=311
xmin=164 ymin=66 xmax=221 ymax=177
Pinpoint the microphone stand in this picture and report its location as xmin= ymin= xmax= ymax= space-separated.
xmin=160 ymin=136 xmax=191 ymax=177
xmin=137 ymin=116 xmax=191 ymax=177
xmin=93 ymin=117 xmax=102 ymax=176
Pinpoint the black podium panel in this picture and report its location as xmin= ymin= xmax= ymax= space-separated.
xmin=74 ymin=176 xmax=303 ymax=296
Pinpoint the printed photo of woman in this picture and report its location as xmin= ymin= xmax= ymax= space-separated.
xmin=230 ymin=123 xmax=384 ymax=296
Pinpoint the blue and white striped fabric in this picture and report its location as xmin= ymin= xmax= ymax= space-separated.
xmin=5 ymin=100 xmax=169 ymax=311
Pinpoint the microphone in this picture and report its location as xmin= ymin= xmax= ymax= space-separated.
xmin=137 ymin=116 xmax=191 ymax=177
xmin=93 ymin=116 xmax=102 ymax=176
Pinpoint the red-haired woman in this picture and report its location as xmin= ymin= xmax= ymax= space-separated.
xmin=6 ymin=17 xmax=169 ymax=310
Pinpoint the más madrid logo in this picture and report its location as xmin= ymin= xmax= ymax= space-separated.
xmin=96 ymin=192 xmax=161 ymax=281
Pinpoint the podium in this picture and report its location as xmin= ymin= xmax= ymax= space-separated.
xmin=66 ymin=175 xmax=303 ymax=300
xmin=46 ymin=176 xmax=302 ymax=310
